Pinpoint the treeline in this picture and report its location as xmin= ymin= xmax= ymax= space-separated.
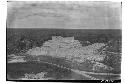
xmin=7 ymin=28 xmax=121 ymax=55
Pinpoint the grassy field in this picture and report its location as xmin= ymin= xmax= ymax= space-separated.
xmin=7 ymin=55 xmax=120 ymax=80
xmin=7 ymin=61 xmax=91 ymax=80
xmin=24 ymin=55 xmax=94 ymax=72
xmin=25 ymin=55 xmax=121 ymax=74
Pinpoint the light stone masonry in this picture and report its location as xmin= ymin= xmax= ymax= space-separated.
xmin=26 ymin=36 xmax=106 ymax=62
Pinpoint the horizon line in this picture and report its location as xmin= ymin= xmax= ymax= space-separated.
xmin=6 ymin=28 xmax=122 ymax=30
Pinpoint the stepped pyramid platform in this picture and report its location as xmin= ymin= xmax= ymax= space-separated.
xmin=26 ymin=36 xmax=106 ymax=62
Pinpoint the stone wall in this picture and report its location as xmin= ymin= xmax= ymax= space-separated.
xmin=26 ymin=36 xmax=106 ymax=62
xmin=43 ymin=36 xmax=82 ymax=48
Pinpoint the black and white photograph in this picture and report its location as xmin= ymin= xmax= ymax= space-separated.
xmin=7 ymin=1 xmax=122 ymax=81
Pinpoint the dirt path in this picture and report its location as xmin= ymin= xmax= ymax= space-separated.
xmin=8 ymin=56 xmax=120 ymax=80
xmin=39 ymin=60 xmax=120 ymax=80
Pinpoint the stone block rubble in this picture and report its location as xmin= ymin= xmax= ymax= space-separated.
xmin=8 ymin=54 xmax=26 ymax=63
xmin=26 ymin=36 xmax=106 ymax=62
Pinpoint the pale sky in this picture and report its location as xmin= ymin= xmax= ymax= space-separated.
xmin=7 ymin=1 xmax=122 ymax=29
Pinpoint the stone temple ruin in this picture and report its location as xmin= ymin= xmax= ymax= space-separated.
xmin=26 ymin=36 xmax=106 ymax=63
xmin=43 ymin=36 xmax=82 ymax=48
